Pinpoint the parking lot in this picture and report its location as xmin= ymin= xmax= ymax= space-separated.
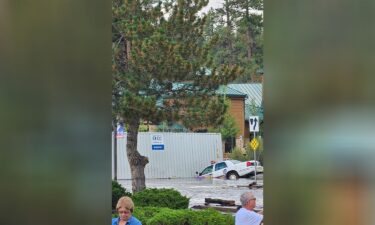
xmin=118 ymin=176 xmax=263 ymax=209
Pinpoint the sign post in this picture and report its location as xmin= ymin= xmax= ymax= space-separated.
xmin=250 ymin=137 xmax=259 ymax=184
xmin=249 ymin=116 xmax=259 ymax=184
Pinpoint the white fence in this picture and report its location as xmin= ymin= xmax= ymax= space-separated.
xmin=112 ymin=132 xmax=223 ymax=179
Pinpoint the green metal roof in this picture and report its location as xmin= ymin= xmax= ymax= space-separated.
xmin=228 ymin=83 xmax=262 ymax=107
xmin=216 ymin=85 xmax=247 ymax=98
xmin=159 ymin=83 xmax=263 ymax=121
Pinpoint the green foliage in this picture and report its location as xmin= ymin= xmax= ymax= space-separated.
xmin=112 ymin=0 xmax=242 ymax=128
xmin=133 ymin=207 xmax=235 ymax=225
xmin=112 ymin=180 xmax=132 ymax=210
xmin=146 ymin=208 xmax=188 ymax=225
xmin=209 ymin=112 xmax=240 ymax=140
xmin=228 ymin=147 xmax=248 ymax=161
xmin=132 ymin=207 xmax=164 ymax=223
xmin=187 ymin=208 xmax=235 ymax=225
xmin=228 ymin=137 xmax=263 ymax=163
xmin=138 ymin=124 xmax=149 ymax=132
xmin=205 ymin=0 xmax=264 ymax=82
xmin=132 ymin=188 xmax=189 ymax=209
xmin=155 ymin=121 xmax=168 ymax=132
xmin=249 ymin=99 xmax=258 ymax=115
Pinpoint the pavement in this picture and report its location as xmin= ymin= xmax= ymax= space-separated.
xmin=117 ymin=175 xmax=263 ymax=209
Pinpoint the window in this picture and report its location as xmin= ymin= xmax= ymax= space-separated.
xmin=215 ymin=162 xmax=228 ymax=171
xmin=201 ymin=165 xmax=213 ymax=175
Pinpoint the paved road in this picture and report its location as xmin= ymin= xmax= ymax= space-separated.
xmin=118 ymin=176 xmax=263 ymax=209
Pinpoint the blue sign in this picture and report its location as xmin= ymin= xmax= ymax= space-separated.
xmin=152 ymin=145 xmax=164 ymax=150
xmin=151 ymin=134 xmax=164 ymax=151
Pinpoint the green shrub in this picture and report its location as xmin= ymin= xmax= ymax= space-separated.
xmin=133 ymin=188 xmax=189 ymax=209
xmin=189 ymin=208 xmax=234 ymax=225
xmin=132 ymin=207 xmax=164 ymax=223
xmin=133 ymin=207 xmax=234 ymax=225
xmin=112 ymin=180 xmax=132 ymax=210
xmin=228 ymin=147 xmax=248 ymax=161
xmin=145 ymin=208 xmax=188 ymax=225
xmin=229 ymin=143 xmax=264 ymax=165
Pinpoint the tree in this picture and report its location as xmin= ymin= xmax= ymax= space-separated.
xmin=234 ymin=0 xmax=263 ymax=81
xmin=208 ymin=109 xmax=240 ymax=153
xmin=215 ymin=113 xmax=240 ymax=140
xmin=234 ymin=0 xmax=263 ymax=60
xmin=208 ymin=104 xmax=240 ymax=141
xmin=112 ymin=0 xmax=242 ymax=192
xmin=214 ymin=0 xmax=239 ymax=63
xmin=205 ymin=0 xmax=263 ymax=82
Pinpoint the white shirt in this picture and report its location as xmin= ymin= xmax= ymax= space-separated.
xmin=235 ymin=208 xmax=263 ymax=225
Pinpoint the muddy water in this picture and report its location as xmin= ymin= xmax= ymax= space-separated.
xmin=117 ymin=176 xmax=263 ymax=209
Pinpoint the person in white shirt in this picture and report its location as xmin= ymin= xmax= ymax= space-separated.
xmin=235 ymin=192 xmax=263 ymax=225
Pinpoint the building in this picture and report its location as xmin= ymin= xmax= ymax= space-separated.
xmin=146 ymin=83 xmax=263 ymax=153
xmin=227 ymin=83 xmax=263 ymax=146
xmin=216 ymin=83 xmax=263 ymax=151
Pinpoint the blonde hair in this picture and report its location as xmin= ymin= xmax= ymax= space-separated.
xmin=116 ymin=196 xmax=135 ymax=212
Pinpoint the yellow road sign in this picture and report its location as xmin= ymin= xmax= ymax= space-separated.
xmin=250 ymin=138 xmax=259 ymax=151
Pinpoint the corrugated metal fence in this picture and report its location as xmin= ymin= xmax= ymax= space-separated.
xmin=112 ymin=132 xmax=223 ymax=179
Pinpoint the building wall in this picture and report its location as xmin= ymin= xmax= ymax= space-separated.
xmin=228 ymin=98 xmax=245 ymax=139
xmin=113 ymin=132 xmax=223 ymax=179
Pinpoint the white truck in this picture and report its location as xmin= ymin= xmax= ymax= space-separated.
xmin=196 ymin=160 xmax=263 ymax=180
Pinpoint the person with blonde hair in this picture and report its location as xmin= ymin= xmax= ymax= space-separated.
xmin=235 ymin=192 xmax=263 ymax=225
xmin=112 ymin=196 xmax=142 ymax=225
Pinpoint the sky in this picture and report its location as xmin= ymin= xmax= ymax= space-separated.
xmin=201 ymin=0 xmax=263 ymax=15
xmin=206 ymin=0 xmax=223 ymax=9
xmin=201 ymin=0 xmax=223 ymax=13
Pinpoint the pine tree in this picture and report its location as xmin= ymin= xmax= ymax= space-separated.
xmin=235 ymin=0 xmax=263 ymax=82
xmin=234 ymin=0 xmax=263 ymax=60
xmin=205 ymin=0 xmax=263 ymax=82
xmin=112 ymin=0 xmax=242 ymax=192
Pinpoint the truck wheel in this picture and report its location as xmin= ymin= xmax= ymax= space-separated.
xmin=227 ymin=171 xmax=239 ymax=180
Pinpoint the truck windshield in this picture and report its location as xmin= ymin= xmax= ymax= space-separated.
xmin=201 ymin=165 xmax=213 ymax=175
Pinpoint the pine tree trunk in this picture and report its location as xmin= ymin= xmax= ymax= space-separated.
xmin=245 ymin=0 xmax=253 ymax=60
xmin=246 ymin=27 xmax=253 ymax=60
xmin=126 ymin=117 xmax=149 ymax=193
xmin=225 ymin=0 xmax=234 ymax=62
xmin=126 ymin=40 xmax=131 ymax=60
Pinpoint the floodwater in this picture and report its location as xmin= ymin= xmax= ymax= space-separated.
xmin=117 ymin=175 xmax=263 ymax=209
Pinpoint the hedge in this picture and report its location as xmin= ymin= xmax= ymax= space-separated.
xmin=132 ymin=207 xmax=235 ymax=225
xmin=133 ymin=188 xmax=189 ymax=209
